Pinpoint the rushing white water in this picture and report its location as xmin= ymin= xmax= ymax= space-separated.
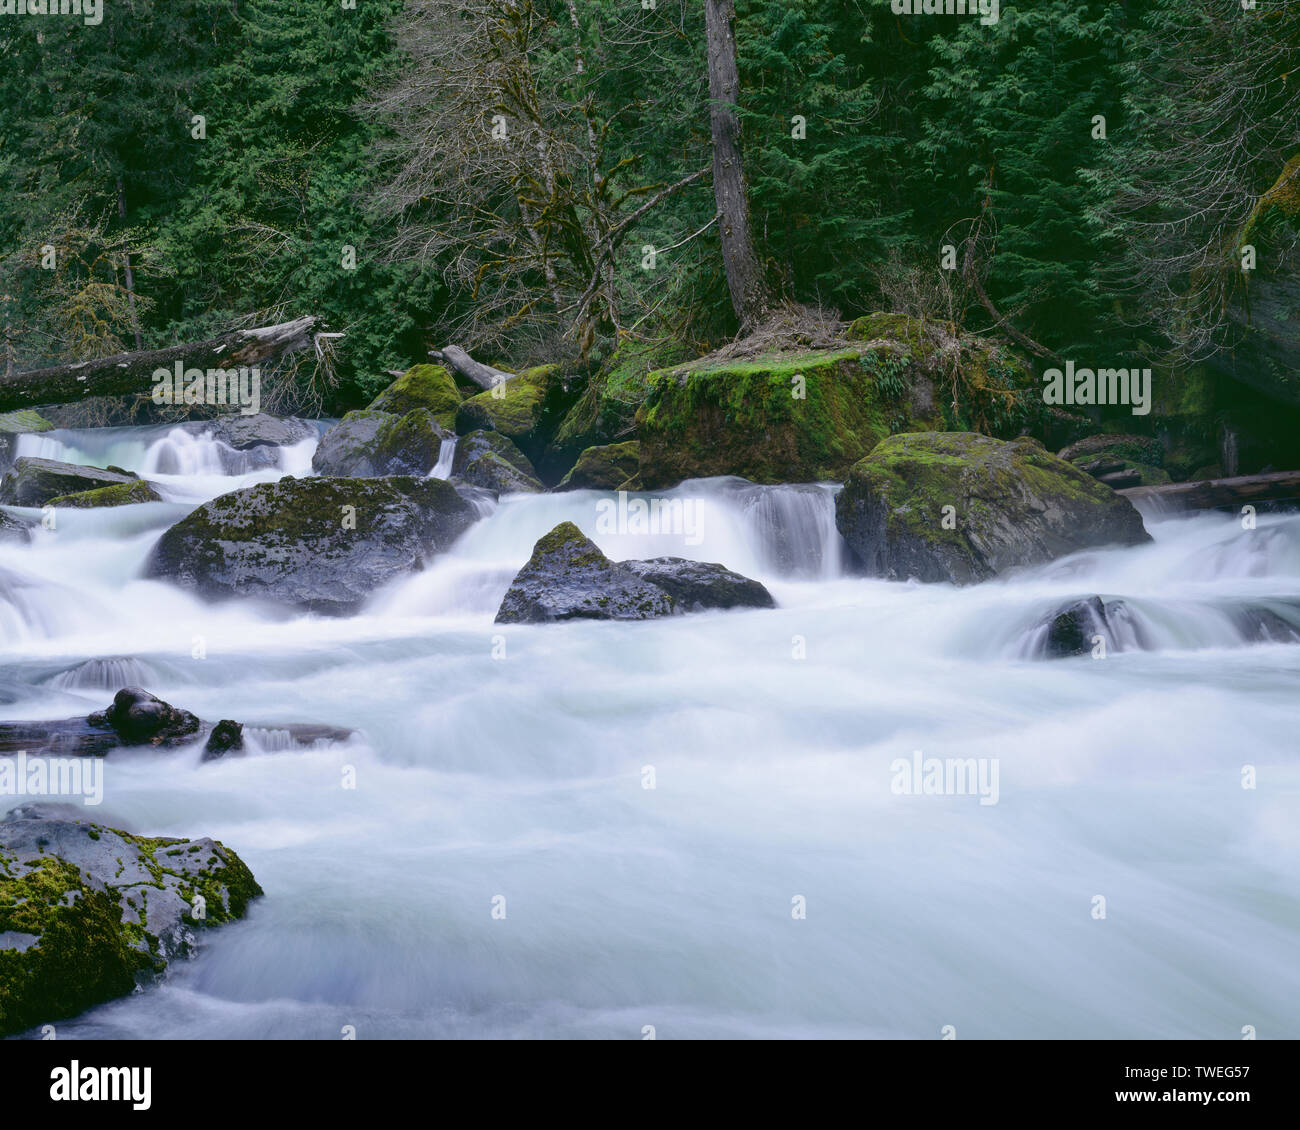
xmin=2 ymin=422 xmax=1298 ymax=1039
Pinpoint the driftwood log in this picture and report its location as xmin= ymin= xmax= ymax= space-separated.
xmin=428 ymin=346 xmax=514 ymax=392
xmin=1120 ymin=470 xmax=1300 ymax=510
xmin=0 ymin=316 xmax=327 ymax=413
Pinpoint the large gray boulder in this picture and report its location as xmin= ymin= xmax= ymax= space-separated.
xmin=145 ymin=475 xmax=476 ymax=614
xmin=834 ymin=432 xmax=1151 ymax=585
xmin=205 ymin=412 xmax=316 ymax=450
xmin=0 ymin=458 xmax=139 ymax=508
xmin=312 ymin=409 xmax=449 ymax=478
xmin=0 ymin=805 xmax=262 ymax=1037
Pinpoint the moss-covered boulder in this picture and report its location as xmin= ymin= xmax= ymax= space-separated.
xmin=0 ymin=458 xmax=139 ymax=508
xmin=0 ymin=804 xmax=262 ymax=1037
xmin=145 ymin=475 xmax=476 ymax=614
xmin=555 ymin=441 xmax=641 ymax=492
xmin=455 ymin=364 xmax=574 ymax=472
xmin=636 ymin=319 xmax=1037 ymax=489
xmin=368 ymin=364 xmax=462 ymax=428
xmin=0 ymin=409 xmax=54 ymax=476
xmin=548 ymin=338 xmax=694 ymax=463
xmin=450 ymin=430 xmax=543 ymax=495
xmin=46 ymin=480 xmax=163 ymax=508
xmin=311 ymin=409 xmax=449 ymax=478
xmin=494 ymin=522 xmax=774 ymax=623
xmin=495 ymin=522 xmax=676 ymax=623
xmin=834 ymin=432 xmax=1151 ymax=585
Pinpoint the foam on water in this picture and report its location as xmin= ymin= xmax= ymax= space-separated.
xmin=1 ymin=421 xmax=1298 ymax=1038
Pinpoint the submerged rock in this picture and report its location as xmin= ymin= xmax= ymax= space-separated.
xmin=554 ymin=441 xmax=640 ymax=491
xmin=0 ymin=804 xmax=262 ymax=1037
xmin=46 ymin=479 xmax=163 ymax=508
xmin=0 ymin=688 xmax=355 ymax=759
xmin=1038 ymin=596 xmax=1150 ymax=658
xmin=622 ymin=557 xmax=775 ymax=611
xmin=0 ymin=458 xmax=138 ymax=508
xmin=0 ymin=508 xmax=33 ymax=544
xmin=450 ymin=429 xmax=544 ymax=494
xmin=494 ymin=522 xmax=774 ymax=623
xmin=834 ymin=432 xmax=1151 ymax=585
xmin=145 ymin=475 xmax=476 ymax=614
xmin=311 ymin=408 xmax=450 ymax=478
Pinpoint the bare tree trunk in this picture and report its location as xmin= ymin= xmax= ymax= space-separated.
xmin=705 ymin=0 xmax=771 ymax=333
xmin=1119 ymin=470 xmax=1300 ymax=511
xmin=0 ymin=315 xmax=326 ymax=413
xmin=116 ymin=177 xmax=144 ymax=351
xmin=428 ymin=346 xmax=515 ymax=392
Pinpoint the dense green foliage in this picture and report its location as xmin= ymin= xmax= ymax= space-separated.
xmin=1 ymin=0 xmax=1295 ymax=412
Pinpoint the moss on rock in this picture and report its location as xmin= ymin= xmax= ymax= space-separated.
xmin=367 ymin=364 xmax=462 ymax=429
xmin=46 ymin=479 xmax=163 ymax=508
xmin=834 ymin=432 xmax=1151 ymax=584
xmin=555 ymin=441 xmax=641 ymax=491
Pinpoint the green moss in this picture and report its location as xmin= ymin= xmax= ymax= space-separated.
xmin=457 ymin=377 xmax=547 ymax=437
xmin=46 ymin=479 xmax=161 ymax=508
xmin=0 ymin=409 xmax=54 ymax=434
xmin=556 ymin=441 xmax=641 ymax=491
xmin=0 ymin=853 xmax=151 ymax=1037
xmin=368 ymin=364 xmax=461 ymax=428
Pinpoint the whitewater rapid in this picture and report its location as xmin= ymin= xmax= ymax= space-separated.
xmin=1 ymin=423 xmax=1297 ymax=1038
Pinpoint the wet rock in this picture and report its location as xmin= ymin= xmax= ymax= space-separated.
xmin=145 ymin=475 xmax=476 ymax=614
xmin=311 ymin=409 xmax=450 ymax=478
xmin=554 ymin=441 xmax=640 ymax=492
xmin=368 ymin=364 xmax=462 ymax=429
xmin=0 ymin=805 xmax=262 ymax=1037
xmin=45 ymin=480 xmax=163 ymax=508
xmin=1038 ymin=596 xmax=1149 ymax=658
xmin=495 ymin=522 xmax=676 ymax=623
xmin=206 ymin=413 xmax=315 ymax=450
xmin=835 ymin=433 xmax=1151 ymax=585
xmin=0 ymin=458 xmax=138 ymax=508
xmin=450 ymin=430 xmax=543 ymax=494
xmin=621 ymin=557 xmax=775 ymax=611
xmin=202 ymin=720 xmax=244 ymax=762
xmin=0 ymin=508 xmax=33 ymax=544
xmin=87 ymin=687 xmax=201 ymax=747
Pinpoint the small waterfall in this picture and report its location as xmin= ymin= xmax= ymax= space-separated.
xmin=46 ymin=656 xmax=157 ymax=691
xmin=431 ymin=436 xmax=457 ymax=480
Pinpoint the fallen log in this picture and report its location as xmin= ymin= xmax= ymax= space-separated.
xmin=428 ymin=345 xmax=514 ymax=392
xmin=1119 ymin=470 xmax=1300 ymax=510
xmin=0 ymin=315 xmax=327 ymax=413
